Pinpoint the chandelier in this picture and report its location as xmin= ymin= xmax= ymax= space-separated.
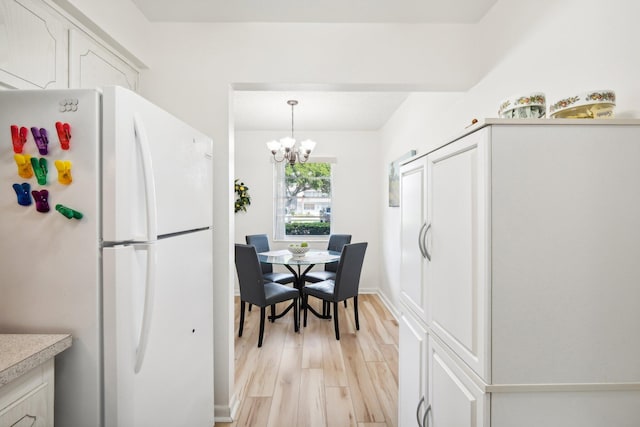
xmin=266 ymin=100 xmax=316 ymax=165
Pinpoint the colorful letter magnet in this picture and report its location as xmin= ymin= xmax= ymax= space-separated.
xmin=11 ymin=125 xmax=28 ymax=153
xmin=55 ymin=122 xmax=71 ymax=150
xmin=55 ymin=204 xmax=83 ymax=220
xmin=14 ymin=154 xmax=34 ymax=179
xmin=54 ymin=160 xmax=73 ymax=185
xmin=31 ymin=189 xmax=50 ymax=213
xmin=30 ymin=157 xmax=48 ymax=185
xmin=12 ymin=183 xmax=31 ymax=206
xmin=31 ymin=127 xmax=49 ymax=155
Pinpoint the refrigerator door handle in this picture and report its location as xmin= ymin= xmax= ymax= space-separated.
xmin=133 ymin=113 xmax=159 ymax=241
xmin=134 ymin=242 xmax=157 ymax=373
xmin=133 ymin=112 xmax=159 ymax=374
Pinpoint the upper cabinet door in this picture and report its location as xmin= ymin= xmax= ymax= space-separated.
xmin=69 ymin=28 xmax=139 ymax=91
xmin=399 ymin=157 xmax=429 ymax=322
xmin=0 ymin=0 xmax=68 ymax=89
xmin=426 ymin=128 xmax=491 ymax=382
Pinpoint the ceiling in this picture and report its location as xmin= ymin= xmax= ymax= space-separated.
xmin=234 ymin=91 xmax=410 ymax=131
xmin=131 ymin=1 xmax=497 ymax=131
xmin=131 ymin=0 xmax=497 ymax=24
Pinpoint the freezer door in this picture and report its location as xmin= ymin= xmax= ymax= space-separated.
xmin=102 ymin=86 xmax=213 ymax=242
xmin=0 ymin=89 xmax=102 ymax=427
xmin=103 ymin=229 xmax=214 ymax=427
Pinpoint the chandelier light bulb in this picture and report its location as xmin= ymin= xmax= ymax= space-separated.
xmin=300 ymin=139 xmax=316 ymax=153
xmin=266 ymin=140 xmax=281 ymax=153
xmin=280 ymin=137 xmax=296 ymax=150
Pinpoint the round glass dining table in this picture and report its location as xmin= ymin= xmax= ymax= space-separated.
xmin=258 ymin=249 xmax=341 ymax=320
xmin=257 ymin=249 xmax=341 ymax=289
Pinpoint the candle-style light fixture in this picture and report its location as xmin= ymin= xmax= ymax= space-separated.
xmin=266 ymin=100 xmax=316 ymax=165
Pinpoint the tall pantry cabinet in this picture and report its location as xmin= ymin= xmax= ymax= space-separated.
xmin=398 ymin=119 xmax=640 ymax=427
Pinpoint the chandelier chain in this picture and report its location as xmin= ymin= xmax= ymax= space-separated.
xmin=288 ymin=99 xmax=297 ymax=139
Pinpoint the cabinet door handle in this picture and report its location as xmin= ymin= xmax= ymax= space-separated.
xmin=416 ymin=396 xmax=425 ymax=426
xmin=418 ymin=223 xmax=427 ymax=258
xmin=424 ymin=223 xmax=432 ymax=261
xmin=423 ymin=403 xmax=432 ymax=427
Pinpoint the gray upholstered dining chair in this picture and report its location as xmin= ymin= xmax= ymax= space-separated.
xmin=302 ymin=234 xmax=351 ymax=282
xmin=245 ymin=234 xmax=295 ymax=312
xmin=235 ymin=244 xmax=299 ymax=347
xmin=302 ymin=242 xmax=367 ymax=340
xmin=302 ymin=234 xmax=351 ymax=314
xmin=246 ymin=234 xmax=295 ymax=285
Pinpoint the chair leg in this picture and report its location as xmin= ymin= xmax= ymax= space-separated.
xmin=303 ymin=295 xmax=308 ymax=327
xmin=239 ymin=300 xmax=246 ymax=337
xmin=270 ymin=304 xmax=275 ymax=322
xmin=258 ymin=307 xmax=266 ymax=347
xmin=344 ymin=300 xmax=347 ymax=308
xmin=293 ymin=297 xmax=299 ymax=332
xmin=248 ymin=303 xmax=252 ymax=312
xmin=354 ymin=296 xmax=360 ymax=331
xmin=319 ymin=301 xmax=333 ymax=319
xmin=333 ymin=301 xmax=340 ymax=340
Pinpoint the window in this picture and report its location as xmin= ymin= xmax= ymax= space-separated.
xmin=274 ymin=161 xmax=333 ymax=240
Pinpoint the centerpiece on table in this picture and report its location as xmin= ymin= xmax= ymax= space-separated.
xmin=287 ymin=242 xmax=309 ymax=258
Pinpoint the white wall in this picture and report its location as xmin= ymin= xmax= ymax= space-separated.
xmin=463 ymin=0 xmax=640 ymax=121
xmin=234 ymin=130 xmax=381 ymax=293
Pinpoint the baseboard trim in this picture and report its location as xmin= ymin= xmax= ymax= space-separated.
xmin=234 ymin=287 xmax=400 ymax=320
xmin=214 ymin=394 xmax=240 ymax=423
xmin=372 ymin=289 xmax=400 ymax=320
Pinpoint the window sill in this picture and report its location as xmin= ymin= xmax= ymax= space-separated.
xmin=273 ymin=237 xmax=330 ymax=244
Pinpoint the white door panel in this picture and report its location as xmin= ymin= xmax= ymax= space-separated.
xmin=103 ymin=229 xmax=214 ymax=427
xmin=102 ymin=86 xmax=213 ymax=242
xmin=399 ymin=159 xmax=428 ymax=321
xmin=68 ymin=29 xmax=138 ymax=91
xmin=0 ymin=0 xmax=68 ymax=89
xmin=426 ymin=129 xmax=490 ymax=381
xmin=398 ymin=313 xmax=427 ymax=427
xmin=428 ymin=337 xmax=487 ymax=427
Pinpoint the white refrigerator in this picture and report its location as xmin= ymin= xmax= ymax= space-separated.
xmin=0 ymin=87 xmax=215 ymax=427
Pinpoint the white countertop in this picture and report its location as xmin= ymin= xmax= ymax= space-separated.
xmin=0 ymin=334 xmax=72 ymax=387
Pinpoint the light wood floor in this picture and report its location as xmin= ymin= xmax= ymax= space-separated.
xmin=216 ymin=294 xmax=399 ymax=427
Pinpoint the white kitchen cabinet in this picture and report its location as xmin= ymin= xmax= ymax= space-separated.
xmin=398 ymin=312 xmax=428 ymax=427
xmin=398 ymin=119 xmax=640 ymax=426
xmin=0 ymin=359 xmax=54 ymax=427
xmin=0 ymin=0 xmax=68 ymax=89
xmin=425 ymin=128 xmax=490 ymax=382
xmin=427 ymin=336 xmax=488 ymax=427
xmin=0 ymin=0 xmax=140 ymax=91
xmin=68 ymin=28 xmax=139 ymax=90
xmin=399 ymin=157 xmax=428 ymax=322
